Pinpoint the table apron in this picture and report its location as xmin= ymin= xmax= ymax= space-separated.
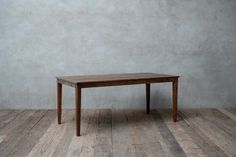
xmin=78 ymin=78 xmax=177 ymax=88
xmin=57 ymin=79 xmax=76 ymax=87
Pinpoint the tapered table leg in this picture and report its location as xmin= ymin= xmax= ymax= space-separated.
xmin=172 ymin=79 xmax=178 ymax=122
xmin=57 ymin=82 xmax=62 ymax=124
xmin=75 ymin=85 xmax=81 ymax=136
xmin=146 ymin=83 xmax=150 ymax=114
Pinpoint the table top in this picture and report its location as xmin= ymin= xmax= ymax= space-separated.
xmin=57 ymin=73 xmax=178 ymax=84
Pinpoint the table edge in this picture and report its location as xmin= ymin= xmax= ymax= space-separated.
xmin=57 ymin=76 xmax=179 ymax=88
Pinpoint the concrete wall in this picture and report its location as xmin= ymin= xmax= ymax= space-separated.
xmin=0 ymin=0 xmax=236 ymax=109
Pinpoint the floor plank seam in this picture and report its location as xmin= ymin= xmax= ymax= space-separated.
xmin=28 ymin=110 xmax=48 ymax=133
xmin=179 ymin=110 xmax=229 ymax=157
xmin=217 ymin=108 xmax=236 ymax=122
xmin=0 ymin=110 xmax=25 ymax=130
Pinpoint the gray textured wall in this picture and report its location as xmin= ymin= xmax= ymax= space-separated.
xmin=0 ymin=0 xmax=236 ymax=109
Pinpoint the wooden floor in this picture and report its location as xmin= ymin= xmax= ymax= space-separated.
xmin=0 ymin=108 xmax=236 ymax=157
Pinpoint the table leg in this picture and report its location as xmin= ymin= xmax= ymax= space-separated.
xmin=172 ymin=79 xmax=178 ymax=122
xmin=146 ymin=83 xmax=150 ymax=114
xmin=57 ymin=82 xmax=62 ymax=124
xmin=75 ymin=85 xmax=81 ymax=136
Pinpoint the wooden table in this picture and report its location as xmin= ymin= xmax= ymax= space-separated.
xmin=57 ymin=73 xmax=179 ymax=136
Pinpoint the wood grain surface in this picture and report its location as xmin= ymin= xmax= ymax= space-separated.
xmin=0 ymin=108 xmax=235 ymax=157
xmin=57 ymin=73 xmax=179 ymax=88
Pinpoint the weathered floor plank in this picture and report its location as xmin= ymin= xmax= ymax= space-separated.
xmin=94 ymin=109 xmax=112 ymax=157
xmin=0 ymin=108 xmax=236 ymax=157
xmin=178 ymin=111 xmax=228 ymax=157
xmin=181 ymin=109 xmax=235 ymax=157
xmin=152 ymin=110 xmax=187 ymax=157
xmin=217 ymin=108 xmax=236 ymax=122
xmin=199 ymin=109 xmax=236 ymax=141
xmin=65 ymin=109 xmax=96 ymax=157
xmin=126 ymin=110 xmax=168 ymax=157
xmin=51 ymin=110 xmax=75 ymax=157
xmin=0 ymin=110 xmax=35 ymax=135
xmin=9 ymin=110 xmax=56 ymax=157
xmin=158 ymin=109 xmax=207 ymax=157
xmin=112 ymin=109 xmax=135 ymax=157
xmin=0 ymin=110 xmax=24 ymax=130
xmin=196 ymin=109 xmax=236 ymax=157
xmin=0 ymin=110 xmax=47 ymax=157
xmin=224 ymin=108 xmax=236 ymax=116
xmin=26 ymin=110 xmax=72 ymax=157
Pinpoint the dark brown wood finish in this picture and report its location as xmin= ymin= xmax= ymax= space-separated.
xmin=75 ymin=86 xmax=81 ymax=136
xmin=146 ymin=83 xmax=150 ymax=114
xmin=57 ymin=83 xmax=62 ymax=124
xmin=173 ymin=79 xmax=178 ymax=122
xmin=57 ymin=73 xmax=179 ymax=136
